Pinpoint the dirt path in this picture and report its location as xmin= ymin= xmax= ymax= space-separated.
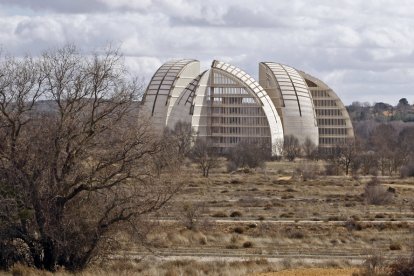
xmin=157 ymin=218 xmax=414 ymax=224
xmin=387 ymin=183 xmax=414 ymax=189
xmin=256 ymin=268 xmax=357 ymax=276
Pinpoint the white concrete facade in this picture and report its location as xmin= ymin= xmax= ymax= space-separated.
xmin=141 ymin=59 xmax=199 ymax=131
xmin=141 ymin=59 xmax=353 ymax=155
xmin=299 ymin=71 xmax=354 ymax=153
xmin=259 ymin=62 xmax=319 ymax=146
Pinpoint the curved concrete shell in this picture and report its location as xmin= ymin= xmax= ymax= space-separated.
xmin=299 ymin=71 xmax=354 ymax=154
xmin=166 ymin=71 xmax=207 ymax=129
xmin=190 ymin=70 xmax=211 ymax=141
xmin=259 ymin=62 xmax=319 ymax=146
xmin=142 ymin=58 xmax=353 ymax=157
xmin=204 ymin=60 xmax=284 ymax=154
xmin=141 ymin=59 xmax=200 ymax=131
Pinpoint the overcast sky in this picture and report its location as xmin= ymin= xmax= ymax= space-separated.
xmin=0 ymin=0 xmax=413 ymax=105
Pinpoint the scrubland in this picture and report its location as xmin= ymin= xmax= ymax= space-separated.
xmin=3 ymin=160 xmax=414 ymax=275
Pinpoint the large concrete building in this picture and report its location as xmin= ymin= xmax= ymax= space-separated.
xmin=141 ymin=60 xmax=353 ymax=155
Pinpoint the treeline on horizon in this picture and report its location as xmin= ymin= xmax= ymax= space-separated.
xmin=347 ymin=97 xmax=414 ymax=122
xmin=334 ymin=98 xmax=414 ymax=178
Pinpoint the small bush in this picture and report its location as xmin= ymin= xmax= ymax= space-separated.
xmin=364 ymin=177 xmax=393 ymax=205
xmin=243 ymin=241 xmax=253 ymax=248
xmin=280 ymin=213 xmax=294 ymax=218
xmin=400 ymin=162 xmax=414 ymax=178
xmin=286 ymin=229 xmax=305 ymax=239
xmin=227 ymin=161 xmax=238 ymax=172
xmin=344 ymin=219 xmax=362 ymax=231
xmin=199 ymin=236 xmax=208 ymax=245
xmin=325 ymin=163 xmax=340 ymax=176
xmin=296 ymin=161 xmax=319 ymax=180
xmin=358 ymin=250 xmax=387 ymax=276
xmin=263 ymin=204 xmax=272 ymax=210
xmin=233 ymin=227 xmax=244 ymax=234
xmin=230 ymin=211 xmax=242 ymax=217
xmin=211 ymin=211 xmax=227 ymax=218
xmin=226 ymin=141 xmax=270 ymax=170
xmin=0 ymin=240 xmax=31 ymax=270
xmin=179 ymin=202 xmax=204 ymax=230
xmin=389 ymin=243 xmax=402 ymax=251
xmin=389 ymin=250 xmax=414 ymax=276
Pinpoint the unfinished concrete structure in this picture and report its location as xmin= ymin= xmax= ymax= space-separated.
xmin=259 ymin=62 xmax=319 ymax=146
xmin=299 ymin=71 xmax=354 ymax=154
xmin=141 ymin=60 xmax=200 ymax=130
xmin=142 ymin=59 xmax=353 ymax=155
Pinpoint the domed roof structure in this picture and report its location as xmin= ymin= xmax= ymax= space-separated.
xmin=259 ymin=62 xmax=319 ymax=146
xmin=141 ymin=59 xmax=353 ymax=155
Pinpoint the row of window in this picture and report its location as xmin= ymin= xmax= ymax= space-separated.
xmin=317 ymin=118 xmax=347 ymax=126
xmin=211 ymin=127 xmax=270 ymax=136
xmin=211 ymin=116 xmax=269 ymax=125
xmin=314 ymin=100 xmax=337 ymax=107
xmin=315 ymin=109 xmax=343 ymax=116
xmin=311 ymin=90 xmax=330 ymax=98
xmin=211 ymin=106 xmax=264 ymax=115
xmin=208 ymin=87 xmax=249 ymax=95
xmin=319 ymin=128 xmax=348 ymax=135
xmin=210 ymin=97 xmax=257 ymax=105
xmin=320 ymin=137 xmax=347 ymax=145
xmin=212 ymin=73 xmax=237 ymax=85
xmin=211 ymin=136 xmax=271 ymax=145
xmin=209 ymin=97 xmax=259 ymax=106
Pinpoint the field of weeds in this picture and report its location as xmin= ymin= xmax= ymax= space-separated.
xmin=2 ymin=160 xmax=414 ymax=275
xmin=143 ymin=160 xmax=414 ymax=256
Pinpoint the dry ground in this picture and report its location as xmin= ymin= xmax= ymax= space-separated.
xmin=257 ymin=267 xmax=358 ymax=276
xmin=2 ymin=160 xmax=414 ymax=275
xmin=136 ymin=160 xmax=414 ymax=262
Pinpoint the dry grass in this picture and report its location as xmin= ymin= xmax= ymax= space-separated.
xmin=256 ymin=267 xmax=358 ymax=276
xmin=2 ymin=160 xmax=413 ymax=275
xmin=1 ymin=259 xmax=359 ymax=276
xmin=2 ymin=259 xmax=276 ymax=276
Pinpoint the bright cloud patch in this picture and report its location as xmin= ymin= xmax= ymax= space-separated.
xmin=0 ymin=0 xmax=413 ymax=104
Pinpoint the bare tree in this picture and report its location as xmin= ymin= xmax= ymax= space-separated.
xmin=272 ymin=138 xmax=284 ymax=161
xmin=283 ymin=135 xmax=301 ymax=161
xmin=358 ymin=151 xmax=378 ymax=175
xmin=165 ymin=121 xmax=194 ymax=159
xmin=153 ymin=121 xmax=193 ymax=175
xmin=178 ymin=202 xmax=205 ymax=230
xmin=189 ymin=138 xmax=219 ymax=177
xmin=395 ymin=126 xmax=414 ymax=174
xmin=339 ymin=139 xmax=358 ymax=176
xmin=0 ymin=46 xmax=181 ymax=271
xmin=326 ymin=139 xmax=358 ymax=176
xmin=364 ymin=177 xmax=393 ymax=205
xmin=369 ymin=124 xmax=397 ymax=175
xmin=227 ymin=141 xmax=270 ymax=171
xmin=302 ymin=137 xmax=317 ymax=160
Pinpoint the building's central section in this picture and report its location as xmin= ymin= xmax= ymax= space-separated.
xmin=208 ymin=69 xmax=271 ymax=153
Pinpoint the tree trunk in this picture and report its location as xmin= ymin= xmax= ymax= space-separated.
xmin=42 ymin=238 xmax=57 ymax=271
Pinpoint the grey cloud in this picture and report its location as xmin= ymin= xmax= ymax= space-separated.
xmin=0 ymin=0 xmax=413 ymax=105
xmin=0 ymin=0 xmax=106 ymax=13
